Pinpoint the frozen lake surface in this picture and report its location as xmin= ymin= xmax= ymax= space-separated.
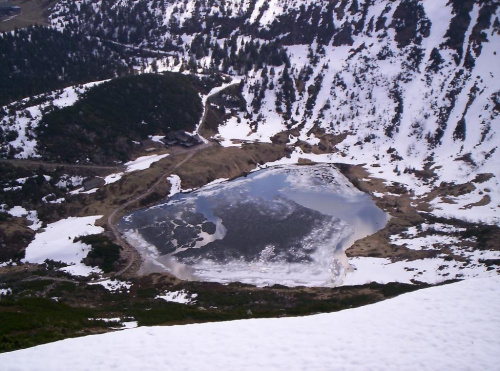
xmin=119 ymin=165 xmax=389 ymax=286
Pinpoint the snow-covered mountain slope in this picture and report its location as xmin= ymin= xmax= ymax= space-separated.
xmin=1 ymin=275 xmax=499 ymax=370
xmin=46 ymin=0 xmax=500 ymax=224
xmin=0 ymin=81 xmax=105 ymax=159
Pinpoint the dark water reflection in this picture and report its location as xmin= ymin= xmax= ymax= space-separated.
xmin=119 ymin=164 xmax=389 ymax=287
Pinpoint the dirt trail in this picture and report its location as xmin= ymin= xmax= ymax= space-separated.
xmin=107 ymin=142 xmax=213 ymax=278
xmin=104 ymin=80 xmax=238 ymax=277
xmin=0 ymin=158 xmax=125 ymax=172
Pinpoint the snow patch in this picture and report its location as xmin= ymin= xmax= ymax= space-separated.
xmin=7 ymin=206 xmax=42 ymax=230
xmin=101 ymin=154 xmax=169 ymax=185
xmin=22 ymin=216 xmax=104 ymax=276
xmin=0 ymin=288 xmax=12 ymax=296
xmin=167 ymin=174 xmax=181 ymax=197
xmin=88 ymin=279 xmax=132 ymax=293
xmin=125 ymin=154 xmax=169 ymax=172
xmin=155 ymin=290 xmax=197 ymax=304
xmin=344 ymin=255 xmax=500 ymax=286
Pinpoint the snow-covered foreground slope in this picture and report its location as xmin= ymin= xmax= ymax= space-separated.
xmin=2 ymin=276 xmax=499 ymax=371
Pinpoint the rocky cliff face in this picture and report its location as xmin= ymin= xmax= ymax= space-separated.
xmin=36 ymin=0 xmax=500 ymax=223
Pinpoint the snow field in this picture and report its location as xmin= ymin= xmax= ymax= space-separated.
xmin=1 ymin=276 xmax=499 ymax=371
xmin=344 ymin=254 xmax=499 ymax=286
xmin=22 ymin=215 xmax=104 ymax=276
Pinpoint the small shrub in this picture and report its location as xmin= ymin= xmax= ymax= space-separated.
xmin=76 ymin=234 xmax=122 ymax=273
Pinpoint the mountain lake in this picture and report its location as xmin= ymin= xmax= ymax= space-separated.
xmin=118 ymin=164 xmax=389 ymax=287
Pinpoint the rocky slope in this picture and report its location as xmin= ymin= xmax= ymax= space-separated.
xmin=43 ymin=0 xmax=500 ymax=224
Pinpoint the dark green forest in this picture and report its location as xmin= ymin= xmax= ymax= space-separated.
xmin=36 ymin=73 xmax=203 ymax=164
xmin=0 ymin=26 xmax=131 ymax=107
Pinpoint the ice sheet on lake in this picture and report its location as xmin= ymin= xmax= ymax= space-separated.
xmin=120 ymin=165 xmax=389 ymax=287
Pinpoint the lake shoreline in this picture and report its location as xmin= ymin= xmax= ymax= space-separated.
xmin=119 ymin=164 xmax=390 ymax=287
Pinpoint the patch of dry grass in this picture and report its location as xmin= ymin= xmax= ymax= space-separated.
xmin=0 ymin=0 xmax=57 ymax=32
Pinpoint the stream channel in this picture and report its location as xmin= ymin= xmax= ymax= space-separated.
xmin=118 ymin=164 xmax=389 ymax=287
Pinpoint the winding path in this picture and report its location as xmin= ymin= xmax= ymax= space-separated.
xmin=106 ymin=80 xmax=240 ymax=277
xmin=107 ymin=141 xmax=212 ymax=278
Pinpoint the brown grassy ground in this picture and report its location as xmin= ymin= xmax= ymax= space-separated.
xmin=336 ymin=163 xmax=500 ymax=261
xmin=0 ymin=216 xmax=34 ymax=262
xmin=0 ymin=0 xmax=57 ymax=32
xmin=62 ymin=142 xmax=287 ymax=221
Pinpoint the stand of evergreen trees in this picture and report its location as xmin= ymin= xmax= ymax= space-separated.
xmin=36 ymin=73 xmax=203 ymax=164
xmin=0 ymin=26 xmax=132 ymax=107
